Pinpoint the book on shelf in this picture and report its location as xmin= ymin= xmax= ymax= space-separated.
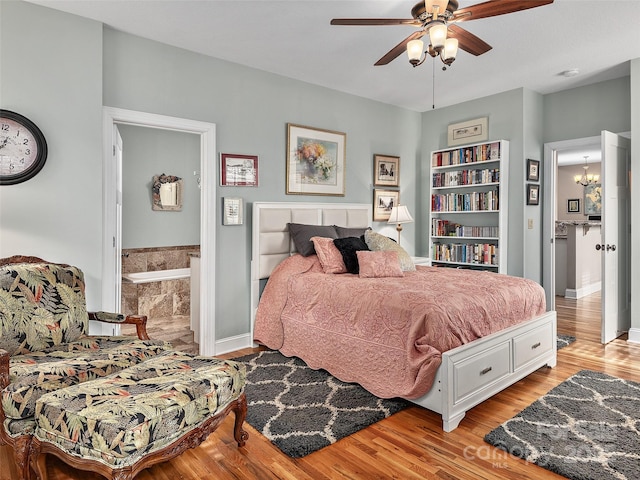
xmin=431 ymin=189 xmax=499 ymax=212
xmin=431 ymin=141 xmax=501 ymax=167
xmin=431 ymin=219 xmax=499 ymax=237
xmin=432 ymin=168 xmax=500 ymax=188
xmin=431 ymin=242 xmax=498 ymax=266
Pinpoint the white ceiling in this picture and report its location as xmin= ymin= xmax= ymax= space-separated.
xmin=25 ymin=0 xmax=640 ymax=114
xmin=24 ymin=0 xmax=636 ymax=165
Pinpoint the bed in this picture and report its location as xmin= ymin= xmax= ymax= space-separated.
xmin=250 ymin=202 xmax=556 ymax=431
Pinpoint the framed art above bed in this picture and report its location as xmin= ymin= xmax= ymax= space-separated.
xmin=286 ymin=124 xmax=346 ymax=196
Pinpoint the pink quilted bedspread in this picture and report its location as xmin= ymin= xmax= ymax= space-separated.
xmin=253 ymin=254 xmax=546 ymax=399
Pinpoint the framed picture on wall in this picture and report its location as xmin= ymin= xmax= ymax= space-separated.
xmin=286 ymin=123 xmax=346 ymax=196
xmin=373 ymin=189 xmax=399 ymax=221
xmin=373 ymin=154 xmax=400 ymax=187
xmin=447 ymin=117 xmax=488 ymax=146
xmin=584 ymin=184 xmax=602 ymax=215
xmin=526 ymin=183 xmax=539 ymax=205
xmin=567 ymin=198 xmax=580 ymax=213
xmin=220 ymin=153 xmax=258 ymax=186
xmin=526 ymin=159 xmax=540 ymax=182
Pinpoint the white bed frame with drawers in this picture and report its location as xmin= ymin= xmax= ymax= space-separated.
xmin=250 ymin=202 xmax=557 ymax=431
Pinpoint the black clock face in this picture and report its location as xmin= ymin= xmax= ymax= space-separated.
xmin=0 ymin=110 xmax=48 ymax=185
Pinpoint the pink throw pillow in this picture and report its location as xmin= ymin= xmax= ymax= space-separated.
xmin=356 ymin=250 xmax=404 ymax=278
xmin=311 ymin=236 xmax=347 ymax=274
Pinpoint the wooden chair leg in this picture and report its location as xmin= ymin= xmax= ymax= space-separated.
xmin=10 ymin=436 xmax=33 ymax=480
xmin=29 ymin=437 xmax=47 ymax=480
xmin=233 ymin=393 xmax=249 ymax=447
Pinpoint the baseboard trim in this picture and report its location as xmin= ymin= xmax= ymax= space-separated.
xmin=215 ymin=333 xmax=253 ymax=355
xmin=627 ymin=328 xmax=640 ymax=344
xmin=565 ymin=281 xmax=601 ymax=299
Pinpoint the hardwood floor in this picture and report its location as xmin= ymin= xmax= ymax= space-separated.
xmin=4 ymin=292 xmax=639 ymax=480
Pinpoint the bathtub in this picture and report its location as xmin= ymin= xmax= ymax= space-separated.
xmin=122 ymin=268 xmax=191 ymax=284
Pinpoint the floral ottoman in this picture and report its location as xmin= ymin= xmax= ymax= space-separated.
xmin=29 ymin=351 xmax=248 ymax=480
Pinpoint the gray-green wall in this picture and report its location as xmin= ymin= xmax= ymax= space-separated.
xmin=0 ymin=1 xmax=104 ymax=310
xmin=2 ymin=0 xmax=638 ymax=346
xmin=118 ymin=125 xmax=201 ymax=249
xmin=543 ymin=76 xmax=631 ymax=143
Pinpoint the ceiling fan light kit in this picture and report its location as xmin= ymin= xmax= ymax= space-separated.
xmin=331 ymin=0 xmax=554 ymax=69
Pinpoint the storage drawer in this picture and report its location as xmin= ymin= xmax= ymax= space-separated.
xmin=513 ymin=322 xmax=553 ymax=370
xmin=453 ymin=341 xmax=511 ymax=403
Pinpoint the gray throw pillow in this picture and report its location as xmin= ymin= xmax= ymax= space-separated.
xmin=334 ymin=225 xmax=372 ymax=238
xmin=288 ymin=223 xmax=338 ymax=256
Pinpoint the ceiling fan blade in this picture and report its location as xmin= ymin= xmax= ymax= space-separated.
xmin=330 ymin=18 xmax=420 ymax=26
xmin=447 ymin=24 xmax=492 ymax=56
xmin=451 ymin=0 xmax=554 ymax=22
xmin=374 ymin=30 xmax=426 ymax=66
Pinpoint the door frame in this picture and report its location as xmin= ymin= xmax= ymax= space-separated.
xmin=102 ymin=107 xmax=218 ymax=355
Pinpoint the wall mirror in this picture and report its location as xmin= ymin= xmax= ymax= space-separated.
xmin=152 ymin=174 xmax=183 ymax=211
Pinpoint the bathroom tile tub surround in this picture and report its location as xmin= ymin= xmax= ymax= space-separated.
xmin=121 ymin=246 xmax=199 ymax=317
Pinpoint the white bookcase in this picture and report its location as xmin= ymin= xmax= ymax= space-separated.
xmin=429 ymin=139 xmax=509 ymax=273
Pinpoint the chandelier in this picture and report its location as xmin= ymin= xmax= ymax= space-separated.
xmin=574 ymin=156 xmax=599 ymax=186
xmin=406 ymin=2 xmax=459 ymax=69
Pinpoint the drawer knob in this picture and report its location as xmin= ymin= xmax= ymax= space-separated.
xmin=531 ymin=342 xmax=541 ymax=349
xmin=480 ymin=366 xmax=493 ymax=375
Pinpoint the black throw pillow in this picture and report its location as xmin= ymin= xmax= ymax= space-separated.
xmin=333 ymin=236 xmax=369 ymax=274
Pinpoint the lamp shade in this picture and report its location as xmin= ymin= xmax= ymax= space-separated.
xmin=442 ymin=37 xmax=458 ymax=62
xmin=425 ymin=0 xmax=449 ymax=16
xmin=407 ymin=39 xmax=424 ymax=62
xmin=387 ymin=205 xmax=414 ymax=225
xmin=429 ymin=22 xmax=447 ymax=50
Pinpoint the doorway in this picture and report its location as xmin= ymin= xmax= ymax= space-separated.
xmin=102 ymin=107 xmax=218 ymax=356
xmin=543 ymin=132 xmax=631 ymax=343
xmin=117 ymin=124 xmax=200 ymax=352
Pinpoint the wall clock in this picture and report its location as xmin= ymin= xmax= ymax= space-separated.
xmin=0 ymin=109 xmax=48 ymax=185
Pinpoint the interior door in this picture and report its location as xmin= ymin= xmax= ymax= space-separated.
xmin=114 ymin=125 xmax=123 ymax=317
xmin=600 ymin=131 xmax=631 ymax=343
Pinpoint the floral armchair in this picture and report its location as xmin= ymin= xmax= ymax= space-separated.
xmin=0 ymin=256 xmax=173 ymax=480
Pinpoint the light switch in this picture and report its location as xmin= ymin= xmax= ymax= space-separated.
xmin=528 ymin=219 xmax=534 ymax=229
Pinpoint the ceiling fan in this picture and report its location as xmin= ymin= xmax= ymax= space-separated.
xmin=331 ymin=0 xmax=554 ymax=68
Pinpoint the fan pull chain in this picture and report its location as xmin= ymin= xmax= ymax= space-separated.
xmin=432 ymin=58 xmax=436 ymax=110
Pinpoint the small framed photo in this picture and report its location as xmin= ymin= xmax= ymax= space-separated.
xmin=526 ymin=159 xmax=540 ymax=182
xmin=373 ymin=154 xmax=399 ymax=187
xmin=567 ymin=198 xmax=580 ymax=213
xmin=220 ymin=153 xmax=258 ymax=186
xmin=222 ymin=197 xmax=244 ymax=225
xmin=373 ymin=189 xmax=399 ymax=221
xmin=526 ymin=183 xmax=539 ymax=205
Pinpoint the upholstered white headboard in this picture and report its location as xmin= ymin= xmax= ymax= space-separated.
xmin=250 ymin=202 xmax=372 ymax=342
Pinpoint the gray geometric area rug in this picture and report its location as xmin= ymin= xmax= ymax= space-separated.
xmin=557 ymin=334 xmax=576 ymax=350
xmin=234 ymin=350 xmax=408 ymax=458
xmin=484 ymin=370 xmax=640 ymax=480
